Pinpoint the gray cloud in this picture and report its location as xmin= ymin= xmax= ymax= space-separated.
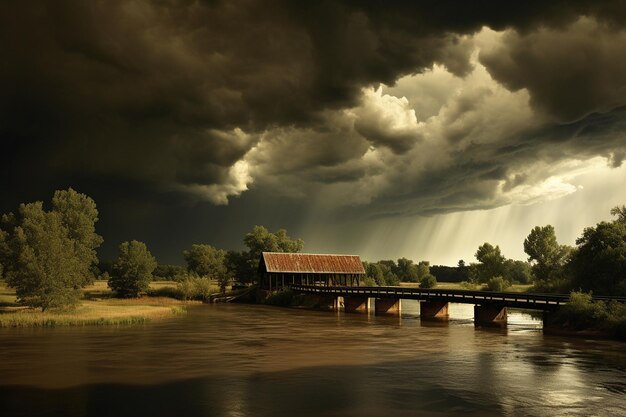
xmin=480 ymin=18 xmax=626 ymax=123
xmin=3 ymin=0 xmax=626 ymax=261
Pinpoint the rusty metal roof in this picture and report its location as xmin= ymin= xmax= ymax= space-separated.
xmin=261 ymin=252 xmax=365 ymax=274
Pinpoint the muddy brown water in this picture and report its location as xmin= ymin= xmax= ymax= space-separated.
xmin=0 ymin=302 xmax=624 ymax=417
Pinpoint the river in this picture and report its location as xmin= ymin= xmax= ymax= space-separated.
xmin=0 ymin=302 xmax=624 ymax=417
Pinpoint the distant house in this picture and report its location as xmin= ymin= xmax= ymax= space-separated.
xmin=258 ymin=252 xmax=366 ymax=290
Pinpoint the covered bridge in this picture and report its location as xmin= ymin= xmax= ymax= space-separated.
xmin=259 ymin=252 xmax=366 ymax=290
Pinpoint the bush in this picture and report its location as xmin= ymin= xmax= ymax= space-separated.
xmin=176 ymin=277 xmax=218 ymax=302
xmin=553 ymin=292 xmax=607 ymax=330
xmin=548 ymin=292 xmax=626 ymax=339
xmin=363 ymin=276 xmax=377 ymax=287
xmin=146 ymin=286 xmax=183 ymax=299
xmin=460 ymin=280 xmax=479 ymax=290
xmin=419 ymin=274 xmax=437 ymax=289
xmin=484 ymin=276 xmax=510 ymax=292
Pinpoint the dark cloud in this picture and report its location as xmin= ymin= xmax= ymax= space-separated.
xmin=3 ymin=0 xmax=626 ymax=260
xmin=480 ymin=18 xmax=626 ymax=122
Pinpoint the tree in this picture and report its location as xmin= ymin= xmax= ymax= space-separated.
xmin=504 ymin=259 xmax=533 ymax=284
xmin=364 ymin=262 xmax=385 ymax=286
xmin=0 ymin=189 xmax=103 ymax=310
xmin=153 ymin=264 xmax=186 ymax=281
xmin=523 ymin=225 xmax=571 ymax=291
xmin=610 ymin=205 xmax=626 ymax=223
xmin=396 ymin=257 xmax=418 ymax=282
xmin=416 ymin=261 xmax=431 ymax=281
xmin=108 ymin=240 xmax=157 ymax=298
xmin=51 ymin=188 xmax=103 ymax=286
xmin=233 ymin=226 xmax=304 ymax=284
xmin=568 ymin=220 xmax=626 ymax=296
xmin=243 ymin=226 xmax=304 ymax=261
xmin=474 ymin=243 xmax=506 ymax=283
xmin=183 ymin=244 xmax=231 ymax=293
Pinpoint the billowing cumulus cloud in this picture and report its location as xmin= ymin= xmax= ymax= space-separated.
xmin=3 ymin=0 xmax=626 ymax=260
xmin=247 ymin=27 xmax=626 ymax=218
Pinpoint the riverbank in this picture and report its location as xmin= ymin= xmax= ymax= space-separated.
xmin=0 ymin=281 xmax=197 ymax=327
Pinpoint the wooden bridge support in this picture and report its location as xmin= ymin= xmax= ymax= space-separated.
xmin=474 ymin=305 xmax=507 ymax=327
xmin=343 ymin=296 xmax=370 ymax=313
xmin=420 ymin=301 xmax=449 ymax=320
xmin=374 ymin=298 xmax=401 ymax=315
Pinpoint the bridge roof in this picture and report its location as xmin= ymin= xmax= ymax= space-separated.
xmin=260 ymin=252 xmax=366 ymax=274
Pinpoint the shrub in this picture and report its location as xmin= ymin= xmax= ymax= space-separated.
xmin=460 ymin=281 xmax=479 ymax=290
xmin=146 ymin=286 xmax=183 ymax=299
xmin=485 ymin=276 xmax=510 ymax=292
xmin=176 ymin=277 xmax=218 ymax=302
xmin=363 ymin=276 xmax=377 ymax=287
xmin=419 ymin=274 xmax=437 ymax=289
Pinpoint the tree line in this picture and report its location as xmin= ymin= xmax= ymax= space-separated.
xmin=0 ymin=189 xmax=303 ymax=309
xmin=353 ymin=205 xmax=626 ymax=296
xmin=1 ymin=188 xmax=624 ymax=311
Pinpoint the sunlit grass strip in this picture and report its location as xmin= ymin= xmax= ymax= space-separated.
xmin=0 ymin=302 xmax=186 ymax=328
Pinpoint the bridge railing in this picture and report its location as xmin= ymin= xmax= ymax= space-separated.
xmin=287 ymin=284 xmax=626 ymax=310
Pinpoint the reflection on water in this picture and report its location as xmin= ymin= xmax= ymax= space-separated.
xmin=0 ymin=302 xmax=624 ymax=417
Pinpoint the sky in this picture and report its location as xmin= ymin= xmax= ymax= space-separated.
xmin=2 ymin=1 xmax=626 ymax=265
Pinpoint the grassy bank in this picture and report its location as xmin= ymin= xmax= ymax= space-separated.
xmin=0 ymin=281 xmax=195 ymax=328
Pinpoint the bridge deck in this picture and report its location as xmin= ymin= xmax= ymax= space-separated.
xmin=288 ymin=285 xmax=626 ymax=311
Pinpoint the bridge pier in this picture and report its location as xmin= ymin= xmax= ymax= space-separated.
xmin=420 ymin=301 xmax=449 ymax=321
xmin=374 ymin=298 xmax=401 ymax=315
xmin=474 ymin=305 xmax=507 ymax=327
xmin=344 ymin=296 xmax=370 ymax=313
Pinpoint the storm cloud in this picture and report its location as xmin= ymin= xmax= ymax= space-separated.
xmin=2 ymin=0 xmax=626 ymax=260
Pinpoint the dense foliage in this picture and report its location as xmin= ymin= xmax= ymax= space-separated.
xmin=0 ymin=189 xmax=102 ymax=310
xmin=568 ymin=220 xmax=626 ymax=296
xmin=108 ymin=240 xmax=157 ymax=298
xmin=547 ymin=292 xmax=626 ymax=339
xmin=228 ymin=226 xmax=304 ymax=284
xmin=183 ymin=244 xmax=231 ymax=292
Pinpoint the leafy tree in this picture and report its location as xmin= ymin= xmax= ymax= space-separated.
xmin=416 ymin=261 xmax=431 ymax=281
xmin=153 ymin=264 xmax=186 ymax=281
xmin=457 ymin=259 xmax=469 ymax=281
xmin=51 ymin=188 xmax=103 ymax=286
xmin=396 ymin=257 xmax=418 ymax=282
xmin=523 ymin=225 xmax=571 ymax=291
xmin=610 ymin=205 xmax=626 ymax=223
xmin=183 ymin=244 xmax=232 ymax=293
xmin=474 ymin=243 xmax=506 ymax=283
xmin=0 ymin=189 xmax=103 ymax=310
xmin=504 ymin=259 xmax=533 ymax=284
xmin=364 ymin=262 xmax=385 ymax=286
xmin=108 ymin=240 xmax=157 ymax=298
xmin=233 ymin=226 xmax=303 ymax=284
xmin=184 ymin=244 xmax=227 ymax=277
xmin=380 ymin=263 xmax=400 ymax=286
xmin=568 ymin=220 xmax=626 ymax=296
xmin=244 ymin=226 xmax=304 ymax=261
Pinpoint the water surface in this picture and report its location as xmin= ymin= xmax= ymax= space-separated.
xmin=0 ymin=302 xmax=624 ymax=416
